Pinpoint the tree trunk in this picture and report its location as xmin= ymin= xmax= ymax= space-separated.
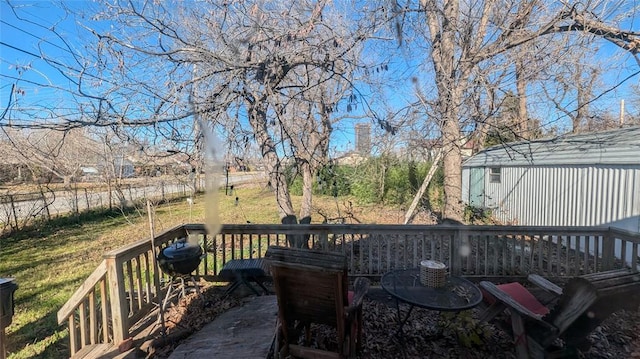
xmin=379 ymin=162 xmax=386 ymax=202
xmin=281 ymin=160 xmax=313 ymax=249
xmin=515 ymin=56 xmax=529 ymax=139
xmin=441 ymin=117 xmax=464 ymax=222
xmin=299 ymin=161 xmax=313 ymax=220
xmin=573 ymin=68 xmax=592 ymax=132
xmin=62 ymin=175 xmax=73 ymax=189
xmin=247 ymin=99 xmax=295 ymax=219
xmin=427 ymin=0 xmax=465 ymax=222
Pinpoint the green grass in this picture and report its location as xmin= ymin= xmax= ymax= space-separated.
xmin=1 ymin=186 xmax=391 ymax=358
xmin=1 ymin=194 xmax=211 ymax=358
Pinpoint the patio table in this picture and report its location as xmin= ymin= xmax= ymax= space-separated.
xmin=218 ymin=258 xmax=271 ymax=296
xmin=381 ymin=268 xmax=483 ymax=334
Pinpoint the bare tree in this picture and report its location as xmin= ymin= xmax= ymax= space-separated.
xmin=539 ymin=39 xmax=606 ymax=134
xmin=78 ymin=1 xmax=385 ymax=223
xmin=3 ymin=0 xmax=638 ymax=225
xmin=1 ymin=127 xmax=98 ymax=187
xmin=397 ymin=0 xmax=640 ymax=221
xmin=2 ymin=1 xmax=396 ymax=228
xmin=89 ymin=127 xmax=138 ymax=209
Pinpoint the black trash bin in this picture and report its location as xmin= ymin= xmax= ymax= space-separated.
xmin=0 ymin=278 xmax=17 ymax=328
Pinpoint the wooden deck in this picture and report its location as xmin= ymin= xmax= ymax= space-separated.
xmin=57 ymin=223 xmax=640 ymax=358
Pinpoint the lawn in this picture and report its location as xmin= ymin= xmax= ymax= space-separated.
xmin=0 ymin=185 xmax=399 ymax=358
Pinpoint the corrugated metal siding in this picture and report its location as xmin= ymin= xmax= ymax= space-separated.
xmin=463 ymin=126 xmax=640 ymax=167
xmin=483 ymin=165 xmax=640 ymax=227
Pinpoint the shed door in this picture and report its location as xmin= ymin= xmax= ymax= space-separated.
xmin=469 ymin=167 xmax=485 ymax=207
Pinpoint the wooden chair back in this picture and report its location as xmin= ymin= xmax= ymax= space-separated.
xmin=266 ymin=246 xmax=348 ymax=324
xmin=533 ymin=277 xmax=598 ymax=348
xmin=480 ymin=269 xmax=640 ymax=358
xmin=265 ymin=245 xmax=353 ymax=358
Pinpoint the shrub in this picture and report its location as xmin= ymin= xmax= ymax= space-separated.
xmin=284 ymin=164 xmax=304 ymax=196
xmin=283 ymin=156 xmax=445 ymax=212
xmin=438 ymin=311 xmax=493 ymax=348
xmin=383 ymin=164 xmax=411 ymax=205
xmin=315 ymin=164 xmax=352 ymax=197
xmin=463 ymin=205 xmax=493 ymax=224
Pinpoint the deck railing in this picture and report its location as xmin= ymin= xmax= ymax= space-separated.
xmin=57 ymin=223 xmax=640 ymax=357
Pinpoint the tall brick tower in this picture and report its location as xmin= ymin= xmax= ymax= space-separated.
xmin=355 ymin=123 xmax=371 ymax=154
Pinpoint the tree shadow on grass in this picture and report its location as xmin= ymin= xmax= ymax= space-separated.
xmin=5 ymin=274 xmax=93 ymax=358
xmin=1 ymin=207 xmax=138 ymax=243
xmin=5 ymin=309 xmax=70 ymax=359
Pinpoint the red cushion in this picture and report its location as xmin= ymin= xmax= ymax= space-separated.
xmin=483 ymin=282 xmax=549 ymax=316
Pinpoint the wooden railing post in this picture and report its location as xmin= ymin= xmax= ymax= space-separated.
xmin=602 ymin=229 xmax=615 ymax=271
xmin=105 ymin=255 xmax=129 ymax=345
xmin=450 ymin=229 xmax=464 ymax=276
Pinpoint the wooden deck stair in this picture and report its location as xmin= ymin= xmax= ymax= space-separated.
xmin=69 ymin=304 xmax=165 ymax=359
xmin=70 ymin=344 xmax=135 ymax=359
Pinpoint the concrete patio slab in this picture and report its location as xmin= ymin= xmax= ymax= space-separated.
xmin=168 ymin=295 xmax=277 ymax=359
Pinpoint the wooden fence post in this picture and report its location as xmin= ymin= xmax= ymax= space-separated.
xmin=84 ymin=189 xmax=90 ymax=211
xmin=104 ymin=255 xmax=129 ymax=345
xmin=108 ymin=182 xmax=113 ymax=210
xmin=0 ymin=327 xmax=6 ymax=359
xmin=73 ymin=186 xmax=79 ymax=215
xmin=8 ymin=195 xmax=18 ymax=232
xmin=0 ymin=291 xmax=7 ymax=359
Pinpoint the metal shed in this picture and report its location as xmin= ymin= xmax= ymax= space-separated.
xmin=461 ymin=126 xmax=640 ymax=232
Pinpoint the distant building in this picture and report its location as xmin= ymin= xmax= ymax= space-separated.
xmin=461 ymin=126 xmax=640 ymax=232
xmin=112 ymin=158 xmax=135 ymax=178
xmin=355 ymin=123 xmax=371 ymax=155
xmin=334 ymin=152 xmax=366 ymax=166
xmin=404 ymin=136 xmax=475 ymax=163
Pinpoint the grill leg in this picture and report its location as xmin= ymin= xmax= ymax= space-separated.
xmin=179 ymin=277 xmax=186 ymax=298
xmin=242 ymin=279 xmax=261 ymax=296
xmin=160 ymin=278 xmax=177 ymax=314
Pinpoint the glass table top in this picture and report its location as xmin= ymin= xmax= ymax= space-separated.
xmin=381 ymin=268 xmax=483 ymax=311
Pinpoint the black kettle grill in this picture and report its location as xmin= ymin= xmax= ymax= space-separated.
xmin=157 ymin=240 xmax=203 ymax=277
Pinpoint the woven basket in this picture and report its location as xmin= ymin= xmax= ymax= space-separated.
xmin=420 ymin=260 xmax=447 ymax=288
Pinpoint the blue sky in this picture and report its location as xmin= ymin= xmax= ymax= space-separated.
xmin=0 ymin=1 xmax=388 ymax=155
xmin=1 ymin=1 xmax=638 ymax=150
xmin=1 ymin=2 xmax=73 ymax=84
xmin=1 ymin=1 xmax=93 ymax=124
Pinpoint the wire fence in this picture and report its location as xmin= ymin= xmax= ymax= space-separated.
xmin=0 ymin=178 xmax=198 ymax=234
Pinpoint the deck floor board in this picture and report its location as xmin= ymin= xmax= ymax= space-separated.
xmin=70 ymin=343 xmax=138 ymax=359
